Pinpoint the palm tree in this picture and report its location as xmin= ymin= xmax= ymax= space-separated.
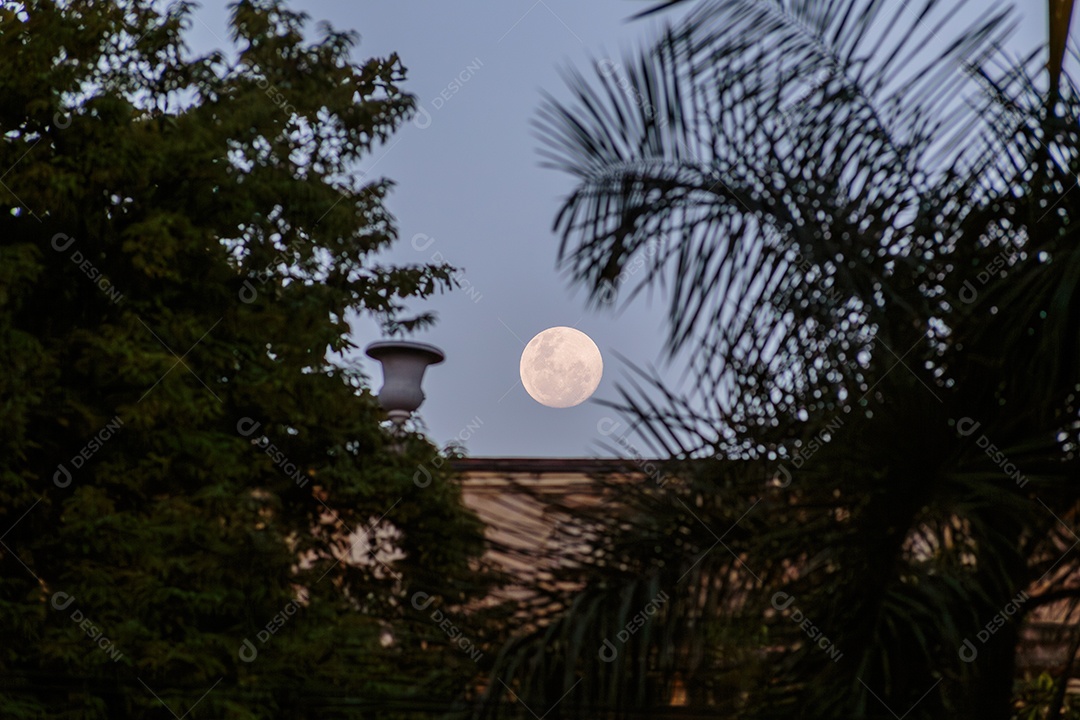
xmin=1050 ymin=0 xmax=1077 ymax=97
xmin=476 ymin=1 xmax=1080 ymax=718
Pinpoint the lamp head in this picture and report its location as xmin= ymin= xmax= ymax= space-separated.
xmin=365 ymin=340 xmax=445 ymax=428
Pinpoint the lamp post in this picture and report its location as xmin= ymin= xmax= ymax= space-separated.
xmin=364 ymin=340 xmax=445 ymax=433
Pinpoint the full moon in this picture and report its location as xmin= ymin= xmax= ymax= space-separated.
xmin=519 ymin=327 xmax=603 ymax=408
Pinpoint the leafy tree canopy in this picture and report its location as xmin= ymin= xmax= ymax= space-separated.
xmin=0 ymin=1 xmax=492 ymax=717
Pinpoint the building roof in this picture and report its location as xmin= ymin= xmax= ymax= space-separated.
xmin=449 ymin=456 xmax=656 ymax=475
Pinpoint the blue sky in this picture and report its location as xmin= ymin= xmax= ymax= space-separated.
xmin=185 ymin=1 xmax=1048 ymax=457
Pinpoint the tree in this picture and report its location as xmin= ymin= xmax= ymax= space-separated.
xmin=0 ymin=1 xmax=494 ymax=717
xmin=480 ymin=1 xmax=1080 ymax=718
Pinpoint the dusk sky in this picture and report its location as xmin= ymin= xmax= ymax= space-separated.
xmin=185 ymin=1 xmax=1047 ymax=458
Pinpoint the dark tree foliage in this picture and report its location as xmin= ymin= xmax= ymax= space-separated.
xmin=0 ymin=1 xmax=495 ymax=718
xmin=480 ymin=2 xmax=1080 ymax=719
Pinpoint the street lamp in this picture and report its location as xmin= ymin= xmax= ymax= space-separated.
xmin=364 ymin=340 xmax=445 ymax=431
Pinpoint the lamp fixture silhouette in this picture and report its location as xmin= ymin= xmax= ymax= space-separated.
xmin=364 ymin=340 xmax=445 ymax=431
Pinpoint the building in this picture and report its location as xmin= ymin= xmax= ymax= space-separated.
xmin=453 ymin=456 xmax=1080 ymax=706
